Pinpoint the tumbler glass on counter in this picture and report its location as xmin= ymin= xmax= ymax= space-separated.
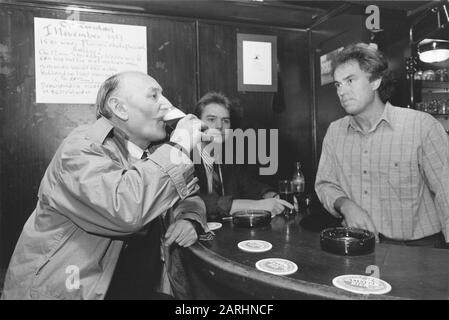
xmin=278 ymin=180 xmax=295 ymax=216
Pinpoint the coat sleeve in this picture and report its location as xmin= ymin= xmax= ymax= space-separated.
xmin=44 ymin=141 xmax=198 ymax=237
xmin=172 ymin=194 xmax=208 ymax=233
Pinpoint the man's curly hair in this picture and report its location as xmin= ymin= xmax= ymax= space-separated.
xmin=331 ymin=43 xmax=395 ymax=103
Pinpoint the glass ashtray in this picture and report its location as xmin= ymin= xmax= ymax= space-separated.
xmin=232 ymin=210 xmax=271 ymax=228
xmin=320 ymin=227 xmax=375 ymax=256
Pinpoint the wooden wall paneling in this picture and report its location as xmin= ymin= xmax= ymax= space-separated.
xmin=0 ymin=6 xmax=8 ymax=263
xmin=371 ymin=9 xmax=409 ymax=108
xmin=198 ymin=22 xmax=312 ymax=189
xmin=0 ymin=4 xmax=196 ymax=267
xmin=310 ymin=8 xmax=369 ymax=185
xmin=0 ymin=7 xmax=56 ymax=267
xmin=146 ymin=18 xmax=197 ymax=113
xmin=274 ymin=30 xmax=312 ymax=186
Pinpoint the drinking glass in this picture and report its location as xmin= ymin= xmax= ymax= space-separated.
xmin=278 ymin=180 xmax=294 ymax=216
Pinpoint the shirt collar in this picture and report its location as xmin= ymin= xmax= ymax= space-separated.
xmin=348 ymin=102 xmax=395 ymax=133
xmin=198 ymin=145 xmax=215 ymax=169
xmin=382 ymin=102 xmax=395 ymax=129
xmin=87 ymin=117 xmax=115 ymax=143
xmin=87 ymin=116 xmax=132 ymax=143
xmin=127 ymin=140 xmax=147 ymax=160
xmin=87 ymin=117 xmax=147 ymax=160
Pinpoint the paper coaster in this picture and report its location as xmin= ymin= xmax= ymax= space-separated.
xmin=207 ymin=222 xmax=222 ymax=231
xmin=255 ymin=258 xmax=298 ymax=275
xmin=238 ymin=240 xmax=272 ymax=253
xmin=332 ymin=275 xmax=392 ymax=295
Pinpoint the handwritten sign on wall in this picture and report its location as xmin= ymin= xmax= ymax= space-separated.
xmin=34 ymin=17 xmax=147 ymax=104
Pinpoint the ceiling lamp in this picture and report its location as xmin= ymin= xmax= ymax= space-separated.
xmin=418 ymin=39 xmax=449 ymax=63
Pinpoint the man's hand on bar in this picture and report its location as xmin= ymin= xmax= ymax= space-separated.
xmin=255 ymin=198 xmax=294 ymax=217
xmin=335 ymin=197 xmax=379 ymax=242
xmin=262 ymin=191 xmax=278 ymax=199
xmin=164 ymin=219 xmax=198 ymax=247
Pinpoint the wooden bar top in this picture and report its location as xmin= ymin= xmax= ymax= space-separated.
xmin=186 ymin=207 xmax=449 ymax=300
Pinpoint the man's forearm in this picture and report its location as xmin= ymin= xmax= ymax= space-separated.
xmin=334 ymin=196 xmax=353 ymax=218
xmin=315 ymin=182 xmax=348 ymax=217
xmin=229 ymin=199 xmax=258 ymax=215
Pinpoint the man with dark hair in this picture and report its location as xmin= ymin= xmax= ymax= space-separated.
xmin=194 ymin=91 xmax=233 ymax=122
xmin=315 ymin=43 xmax=449 ymax=247
xmin=2 ymin=71 xmax=209 ymax=299
xmin=194 ymin=91 xmax=292 ymax=220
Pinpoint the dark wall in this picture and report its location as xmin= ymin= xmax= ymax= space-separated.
xmin=198 ymin=22 xmax=310 ymax=185
xmin=372 ymin=9 xmax=409 ymax=109
xmin=311 ymin=8 xmax=368 ymax=178
xmin=0 ymin=3 xmax=309 ymax=267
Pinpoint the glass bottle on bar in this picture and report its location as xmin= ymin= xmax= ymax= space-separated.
xmin=291 ymin=161 xmax=305 ymax=212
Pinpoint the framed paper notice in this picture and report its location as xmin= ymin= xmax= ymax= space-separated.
xmin=34 ymin=17 xmax=147 ymax=104
xmin=237 ymin=33 xmax=277 ymax=92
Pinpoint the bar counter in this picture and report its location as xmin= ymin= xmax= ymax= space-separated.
xmin=184 ymin=206 xmax=449 ymax=300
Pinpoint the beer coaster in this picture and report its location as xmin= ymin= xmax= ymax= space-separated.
xmin=255 ymin=258 xmax=298 ymax=275
xmin=238 ymin=240 xmax=272 ymax=253
xmin=207 ymin=222 xmax=222 ymax=231
xmin=332 ymin=275 xmax=392 ymax=295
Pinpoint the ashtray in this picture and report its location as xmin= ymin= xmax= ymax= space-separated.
xmin=320 ymin=227 xmax=375 ymax=256
xmin=232 ymin=210 xmax=271 ymax=228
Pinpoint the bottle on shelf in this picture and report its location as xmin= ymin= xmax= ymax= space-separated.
xmin=291 ymin=161 xmax=305 ymax=212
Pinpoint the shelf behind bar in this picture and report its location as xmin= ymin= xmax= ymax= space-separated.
xmin=422 ymin=89 xmax=449 ymax=93
xmin=415 ymin=80 xmax=449 ymax=83
xmin=427 ymin=113 xmax=449 ymax=117
xmin=417 ymin=80 xmax=449 ymax=93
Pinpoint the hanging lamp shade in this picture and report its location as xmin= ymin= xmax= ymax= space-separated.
xmin=418 ymin=39 xmax=449 ymax=63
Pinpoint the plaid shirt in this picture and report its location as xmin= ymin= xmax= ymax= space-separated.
xmin=315 ymin=102 xmax=449 ymax=241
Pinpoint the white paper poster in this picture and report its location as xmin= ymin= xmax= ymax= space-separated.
xmin=34 ymin=17 xmax=147 ymax=104
xmin=242 ymin=40 xmax=272 ymax=86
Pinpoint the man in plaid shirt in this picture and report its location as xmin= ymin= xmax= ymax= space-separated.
xmin=315 ymin=43 xmax=449 ymax=248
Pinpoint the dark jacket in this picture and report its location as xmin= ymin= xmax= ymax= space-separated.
xmin=195 ymin=162 xmax=274 ymax=221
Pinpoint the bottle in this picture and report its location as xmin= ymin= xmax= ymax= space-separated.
xmin=291 ymin=161 xmax=305 ymax=212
